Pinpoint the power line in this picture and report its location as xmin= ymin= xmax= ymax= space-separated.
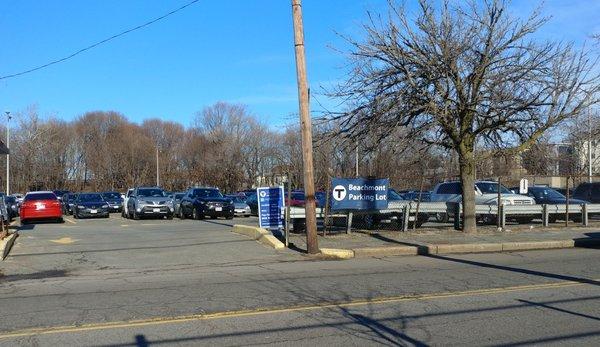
xmin=0 ymin=0 xmax=200 ymax=80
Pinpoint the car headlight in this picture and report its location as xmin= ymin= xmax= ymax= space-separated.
xmin=102 ymin=204 xmax=109 ymax=208
xmin=78 ymin=205 xmax=85 ymax=209
xmin=145 ymin=201 xmax=154 ymax=205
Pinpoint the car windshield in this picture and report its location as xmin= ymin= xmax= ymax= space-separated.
xmin=5 ymin=196 xmax=15 ymax=204
xmin=102 ymin=192 xmax=121 ymax=200
xmin=78 ymin=194 xmax=104 ymax=202
xmin=227 ymin=196 xmax=244 ymax=203
xmin=138 ymin=189 xmax=166 ymax=197
xmin=192 ymin=189 xmax=223 ymax=198
xmin=25 ymin=193 xmax=57 ymax=201
xmin=476 ymin=182 xmax=512 ymax=194
xmin=174 ymin=193 xmax=184 ymax=200
xmin=532 ymin=188 xmax=565 ymax=200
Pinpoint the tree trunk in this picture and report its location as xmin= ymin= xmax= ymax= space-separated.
xmin=459 ymin=147 xmax=477 ymax=233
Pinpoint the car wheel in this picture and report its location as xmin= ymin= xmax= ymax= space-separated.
xmin=133 ymin=210 xmax=140 ymax=220
xmin=481 ymin=214 xmax=497 ymax=225
xmin=73 ymin=212 xmax=78 ymax=219
xmin=167 ymin=214 xmax=173 ymax=220
xmin=435 ymin=213 xmax=449 ymax=223
xmin=362 ymin=214 xmax=379 ymax=230
xmin=211 ymin=216 xmax=218 ymax=220
xmin=21 ymin=219 xmax=28 ymax=226
xmin=57 ymin=217 xmax=64 ymax=223
xmin=192 ymin=208 xmax=199 ymax=220
xmin=226 ymin=214 xmax=234 ymax=220
xmin=179 ymin=209 xmax=186 ymax=220
xmin=515 ymin=217 xmax=533 ymax=224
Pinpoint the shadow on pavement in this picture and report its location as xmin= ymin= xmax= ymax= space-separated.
xmin=0 ymin=269 xmax=69 ymax=283
xmin=10 ymin=239 xmax=252 ymax=258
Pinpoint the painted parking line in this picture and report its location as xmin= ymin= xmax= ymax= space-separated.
xmin=63 ymin=218 xmax=76 ymax=224
xmin=0 ymin=278 xmax=596 ymax=339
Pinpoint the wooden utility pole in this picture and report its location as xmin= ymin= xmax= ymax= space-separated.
xmin=291 ymin=0 xmax=318 ymax=254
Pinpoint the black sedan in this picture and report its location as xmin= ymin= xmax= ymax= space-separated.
xmin=523 ymin=186 xmax=588 ymax=223
xmin=73 ymin=193 xmax=110 ymax=219
xmin=101 ymin=191 xmax=124 ymax=213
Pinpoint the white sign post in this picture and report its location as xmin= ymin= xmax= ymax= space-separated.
xmin=519 ymin=178 xmax=529 ymax=194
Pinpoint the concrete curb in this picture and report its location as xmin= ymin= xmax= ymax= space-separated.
xmin=320 ymin=248 xmax=355 ymax=260
xmin=347 ymin=238 xmax=600 ymax=258
xmin=1 ymin=232 xmax=18 ymax=260
xmin=232 ymin=225 xmax=286 ymax=250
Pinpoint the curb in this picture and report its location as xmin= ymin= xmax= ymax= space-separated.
xmin=320 ymin=248 xmax=355 ymax=260
xmin=1 ymin=232 xmax=18 ymax=260
xmin=346 ymin=238 xmax=600 ymax=259
xmin=232 ymin=225 xmax=285 ymax=250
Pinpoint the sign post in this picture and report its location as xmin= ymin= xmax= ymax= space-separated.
xmin=519 ymin=178 xmax=529 ymax=194
xmin=257 ymin=186 xmax=285 ymax=232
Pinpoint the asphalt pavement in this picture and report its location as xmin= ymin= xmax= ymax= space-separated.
xmin=0 ymin=215 xmax=599 ymax=346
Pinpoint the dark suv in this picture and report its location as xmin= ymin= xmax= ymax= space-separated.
xmin=179 ymin=187 xmax=234 ymax=220
xmin=573 ymin=182 xmax=600 ymax=203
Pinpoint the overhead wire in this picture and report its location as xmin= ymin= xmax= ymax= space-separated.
xmin=0 ymin=0 xmax=200 ymax=80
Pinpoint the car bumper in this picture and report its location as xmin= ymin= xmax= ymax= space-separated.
xmin=77 ymin=209 xmax=109 ymax=217
xmin=107 ymin=205 xmax=123 ymax=212
xmin=139 ymin=206 xmax=173 ymax=216
xmin=234 ymin=209 xmax=251 ymax=216
xmin=205 ymin=208 xmax=234 ymax=217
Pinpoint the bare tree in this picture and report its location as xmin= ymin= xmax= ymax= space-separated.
xmin=326 ymin=0 xmax=600 ymax=232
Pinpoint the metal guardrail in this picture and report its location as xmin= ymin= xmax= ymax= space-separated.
xmin=287 ymin=201 xmax=600 ymax=231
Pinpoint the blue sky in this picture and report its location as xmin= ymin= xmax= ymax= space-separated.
xmin=1 ymin=0 xmax=599 ymax=128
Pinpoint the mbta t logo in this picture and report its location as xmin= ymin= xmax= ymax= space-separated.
xmin=333 ymin=185 xmax=347 ymax=201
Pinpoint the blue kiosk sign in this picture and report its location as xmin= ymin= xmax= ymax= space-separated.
xmin=331 ymin=178 xmax=389 ymax=211
xmin=257 ymin=186 xmax=285 ymax=229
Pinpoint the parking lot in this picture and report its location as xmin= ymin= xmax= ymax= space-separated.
xmin=2 ymin=215 xmax=300 ymax=282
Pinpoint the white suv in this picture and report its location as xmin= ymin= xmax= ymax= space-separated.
xmin=121 ymin=189 xmax=134 ymax=219
xmin=431 ymin=180 xmax=535 ymax=223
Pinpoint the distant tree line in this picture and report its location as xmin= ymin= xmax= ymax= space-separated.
xmin=0 ymin=102 xmax=463 ymax=194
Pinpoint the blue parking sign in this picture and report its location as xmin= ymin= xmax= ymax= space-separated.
xmin=331 ymin=178 xmax=389 ymax=211
xmin=257 ymin=186 xmax=285 ymax=229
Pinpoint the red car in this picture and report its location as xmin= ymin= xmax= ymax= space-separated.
xmin=20 ymin=191 xmax=64 ymax=225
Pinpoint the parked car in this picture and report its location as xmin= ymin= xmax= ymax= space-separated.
xmin=573 ymin=182 xmax=600 ymax=203
xmin=179 ymin=187 xmax=234 ymax=220
xmin=101 ymin=191 xmax=124 ymax=213
xmin=400 ymin=191 xmax=432 ymax=202
xmin=4 ymin=195 xmax=19 ymax=220
xmin=172 ymin=192 xmax=186 ymax=218
xmin=20 ymin=191 xmax=64 ymax=225
xmin=11 ymin=193 xmax=24 ymax=206
xmin=121 ymin=189 xmax=134 ymax=218
xmin=62 ymin=193 xmax=79 ymax=215
xmin=353 ymin=188 xmax=429 ymax=230
xmin=73 ymin=193 xmax=110 ymax=219
xmin=430 ymin=180 xmax=536 ymax=223
xmin=246 ymin=193 xmax=258 ymax=216
xmin=0 ymin=193 xmax=9 ymax=224
xmin=226 ymin=195 xmax=251 ymax=217
xmin=127 ymin=187 xmax=174 ymax=220
xmin=522 ymin=186 xmax=587 ymax=223
xmin=52 ymin=190 xmax=70 ymax=201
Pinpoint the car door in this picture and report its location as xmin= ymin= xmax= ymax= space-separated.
xmin=590 ymin=184 xmax=600 ymax=203
xmin=180 ymin=190 xmax=192 ymax=215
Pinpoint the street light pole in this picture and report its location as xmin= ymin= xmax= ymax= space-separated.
xmin=5 ymin=111 xmax=11 ymax=196
xmin=156 ymin=147 xmax=160 ymax=187
xmin=291 ymin=0 xmax=318 ymax=254
xmin=588 ymin=111 xmax=593 ymax=183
